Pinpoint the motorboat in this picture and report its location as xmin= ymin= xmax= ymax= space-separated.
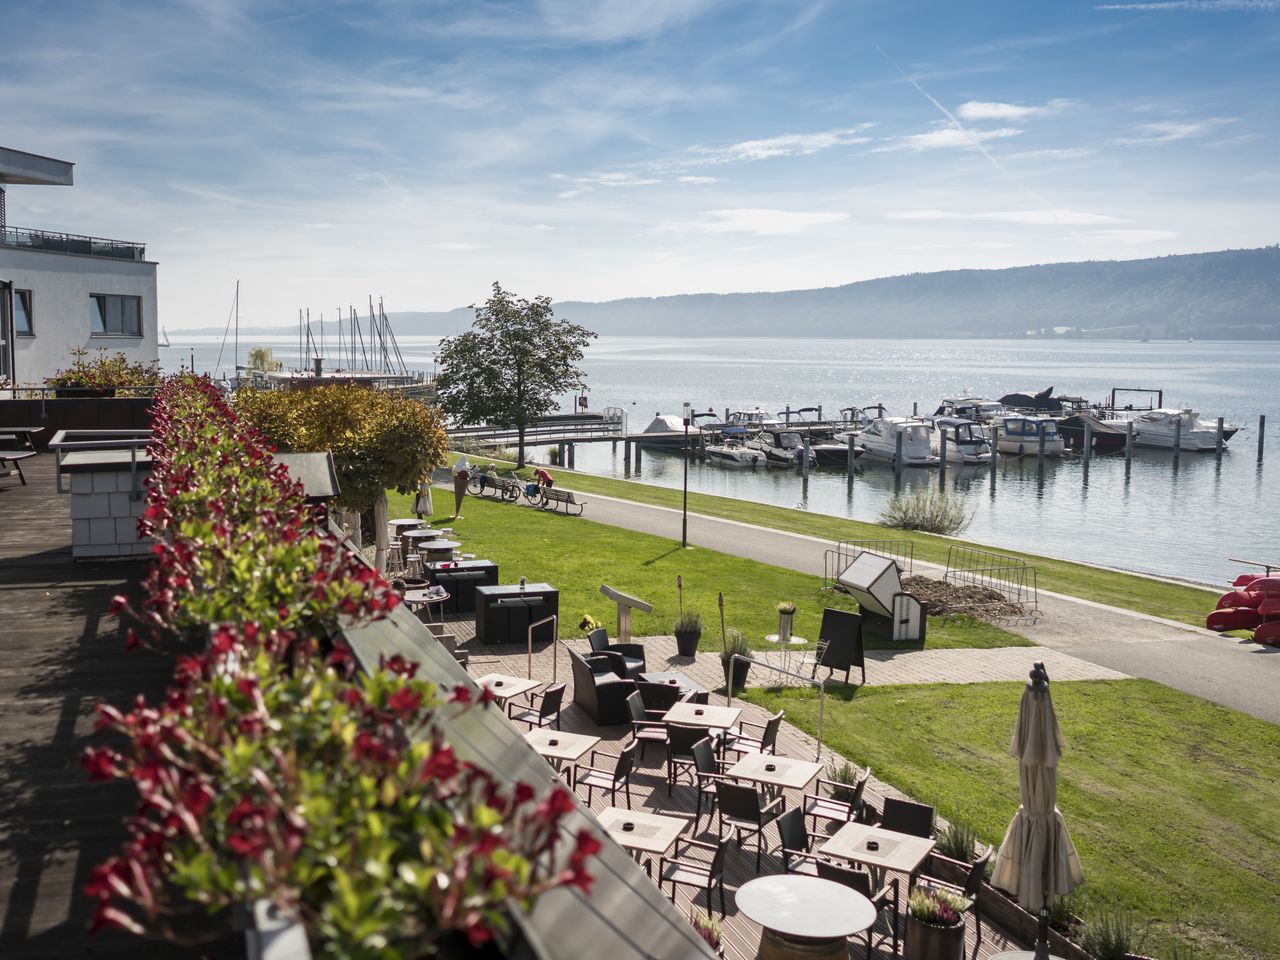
xmin=746 ymin=428 xmax=816 ymax=467
xmin=1106 ymin=408 xmax=1239 ymax=451
xmin=637 ymin=413 xmax=703 ymax=451
xmin=933 ymin=397 xmax=1006 ymax=422
xmin=859 ymin=418 xmax=939 ymax=467
xmin=711 ymin=408 xmax=782 ymax=437
xmin=703 ymin=438 xmax=766 ymax=467
xmin=931 ymin=417 xmax=996 ymax=464
xmin=810 ymin=437 xmax=865 ymax=466
xmin=996 ymin=416 xmax=1063 ymax=456
xmin=998 ymin=386 xmax=1063 ymax=414
xmin=1056 ymin=412 xmax=1128 ymax=452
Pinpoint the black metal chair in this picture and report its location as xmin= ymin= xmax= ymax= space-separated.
xmin=587 ymin=627 xmax=647 ymax=679
xmin=880 ymin=796 xmax=935 ymax=839
xmin=666 ymin=723 xmax=712 ymax=795
xmin=774 ymin=808 xmax=819 ymax=876
xmin=816 ymin=859 xmax=900 ymax=958
xmin=722 ymin=709 xmax=784 ymax=757
xmin=811 ymin=607 xmax=866 ymax=685
xmin=624 ymin=691 xmax=668 ymax=761
xmin=803 ymin=765 xmax=871 ymax=834
xmin=636 ymin=680 xmax=681 ymax=713
xmin=506 ymin=682 xmax=565 ymax=730
xmin=658 ymin=837 xmax=727 ymax=918
xmin=690 ymin=737 xmax=732 ymax=833
xmin=573 ymin=742 xmax=637 ymax=810
xmin=715 ymin=780 xmax=784 ymax=872
xmin=920 ymin=844 xmax=993 ymax=941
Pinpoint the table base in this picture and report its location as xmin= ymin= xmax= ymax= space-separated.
xmin=757 ymin=928 xmax=847 ymax=960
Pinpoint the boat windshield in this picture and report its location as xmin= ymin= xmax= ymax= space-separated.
xmin=778 ymin=432 xmax=803 ymax=448
xmin=904 ymin=424 xmax=930 ymax=442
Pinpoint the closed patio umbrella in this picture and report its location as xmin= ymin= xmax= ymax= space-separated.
xmin=991 ymin=662 xmax=1084 ymax=959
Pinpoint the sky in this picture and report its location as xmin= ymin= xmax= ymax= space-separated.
xmin=3 ymin=0 xmax=1278 ymax=328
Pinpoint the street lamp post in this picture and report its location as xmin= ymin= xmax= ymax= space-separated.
xmin=682 ymin=401 xmax=691 ymax=548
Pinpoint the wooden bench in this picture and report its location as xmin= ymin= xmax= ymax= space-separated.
xmin=0 ymin=451 xmax=36 ymax=486
xmin=540 ymin=488 xmax=585 ymax=516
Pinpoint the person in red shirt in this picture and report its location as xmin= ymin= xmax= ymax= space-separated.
xmin=533 ymin=466 xmax=554 ymax=490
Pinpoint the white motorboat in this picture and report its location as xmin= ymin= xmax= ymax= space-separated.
xmin=859 ymin=418 xmax=939 ymax=467
xmin=704 ymin=439 xmax=766 ymax=467
xmin=713 ymin=408 xmax=783 ymax=437
xmin=1108 ymin=408 xmax=1238 ymax=450
xmin=810 ymin=435 xmax=865 ymax=466
xmin=931 ymin=417 xmax=997 ymax=464
xmin=996 ymin=416 xmax=1063 ymax=456
xmin=637 ymin=413 xmax=703 ymax=451
xmin=933 ymin=397 xmax=1007 ymax=422
xmin=745 ymin=428 xmax=816 ymax=467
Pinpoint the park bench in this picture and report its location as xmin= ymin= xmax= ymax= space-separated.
xmin=540 ymin=488 xmax=585 ymax=516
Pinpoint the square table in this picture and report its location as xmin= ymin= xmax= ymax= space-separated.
xmin=819 ymin=822 xmax=936 ymax=879
xmin=664 ymin=701 xmax=741 ymax=730
xmin=597 ymin=807 xmax=690 ymax=875
xmin=473 ymin=672 xmax=541 ymax=704
xmin=474 ymin=583 xmax=560 ymax=645
xmin=725 ymin=753 xmax=822 ymax=793
xmin=639 ymin=671 xmax=705 ymax=697
xmin=525 ymin=729 xmax=599 ymax=785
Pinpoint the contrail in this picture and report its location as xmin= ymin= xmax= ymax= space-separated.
xmin=875 ymin=45 xmax=1088 ymax=245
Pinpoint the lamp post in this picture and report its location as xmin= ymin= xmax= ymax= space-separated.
xmin=682 ymin=401 xmax=691 ymax=548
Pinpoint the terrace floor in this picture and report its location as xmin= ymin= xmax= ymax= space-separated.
xmin=445 ymin=614 xmax=1034 ymax=960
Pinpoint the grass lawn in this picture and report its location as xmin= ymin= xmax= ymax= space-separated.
xmin=742 ymin=680 xmax=1280 ymax=960
xmin=385 ymin=489 xmax=1028 ymax=651
xmin=463 ymin=455 xmax=1220 ymax=628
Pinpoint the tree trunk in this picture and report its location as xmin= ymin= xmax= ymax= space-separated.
xmin=373 ymin=491 xmax=389 ymax=573
xmin=517 ymin=424 xmax=527 ymax=468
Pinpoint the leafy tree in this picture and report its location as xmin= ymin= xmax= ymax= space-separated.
xmin=435 ymin=283 xmax=596 ymax=466
xmin=246 ymin=346 xmax=282 ymax=372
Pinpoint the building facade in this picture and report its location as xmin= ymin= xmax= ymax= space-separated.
xmin=1 ymin=146 xmax=158 ymax=389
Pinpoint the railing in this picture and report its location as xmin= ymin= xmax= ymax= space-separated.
xmin=824 ymin=539 xmax=915 ymax=588
xmin=725 ymin=653 xmax=828 ymax=762
xmin=944 ymin=544 xmax=1040 ymax=617
xmin=527 ymin=614 xmax=557 ymax=679
xmin=450 ymin=411 xmax=627 ymax=444
xmin=47 ymin=428 xmax=152 ymax=498
xmin=1 ymin=225 xmax=146 ymax=261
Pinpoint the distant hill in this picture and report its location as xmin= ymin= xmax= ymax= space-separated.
xmin=385 ymin=246 xmax=1280 ymax=341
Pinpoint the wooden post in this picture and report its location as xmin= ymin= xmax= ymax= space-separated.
xmin=634 ymin=442 xmax=642 ymax=471
xmin=1259 ymin=415 xmax=1266 ymax=462
xmin=1125 ymin=420 xmax=1134 ymax=467
xmin=1083 ymin=421 xmax=1093 ymax=464
xmin=894 ymin=429 xmax=904 ymax=478
xmin=938 ymin=430 xmax=948 ymax=485
xmin=989 ymin=425 xmax=998 ymax=483
xmin=1037 ymin=421 xmax=1046 ymax=471
xmin=847 ymin=433 xmax=857 ymax=476
xmin=1216 ymin=417 xmax=1224 ymax=458
xmin=1173 ymin=417 xmax=1181 ymax=458
xmin=623 ymin=440 xmax=631 ymax=475
xmin=802 ymin=433 xmax=811 ymax=478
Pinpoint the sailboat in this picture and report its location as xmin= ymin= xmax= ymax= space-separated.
xmin=159 ymin=326 xmax=172 ymax=348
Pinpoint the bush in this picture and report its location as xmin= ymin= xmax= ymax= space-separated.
xmin=1079 ymin=909 xmax=1142 ymax=960
xmin=46 ymin=347 xmax=163 ymax=390
xmin=879 ymin=489 xmax=972 ymax=535
xmin=673 ymin=611 xmax=702 ymax=633
xmin=935 ymin=820 xmax=980 ymax=862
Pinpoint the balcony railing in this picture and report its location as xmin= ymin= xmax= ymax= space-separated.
xmin=1 ymin=225 xmax=146 ymax=261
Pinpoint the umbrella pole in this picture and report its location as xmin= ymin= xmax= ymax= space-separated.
xmin=1034 ymin=907 xmax=1050 ymax=960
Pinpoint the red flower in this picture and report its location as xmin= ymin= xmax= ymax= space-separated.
xmin=450 ymin=683 xmax=472 ymax=704
xmin=81 ymin=747 xmax=120 ymax=782
xmin=514 ymin=782 xmax=535 ymax=805
xmin=386 ymin=686 xmax=422 ymax=720
xmin=420 ymin=745 xmax=461 ymax=782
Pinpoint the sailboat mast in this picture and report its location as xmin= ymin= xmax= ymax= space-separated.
xmin=234 ymin=280 xmax=239 ymax=386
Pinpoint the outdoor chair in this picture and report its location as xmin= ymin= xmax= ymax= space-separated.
xmin=774 ymin=808 xmax=819 ymax=876
xmin=587 ymin=627 xmax=647 ymax=679
xmin=636 ymin=680 xmax=682 ymax=713
xmin=567 ymin=648 xmax=635 ymax=727
xmin=920 ymin=844 xmax=993 ymax=942
xmin=714 ymin=780 xmax=784 ymax=872
xmin=803 ymin=765 xmax=872 ymax=834
xmin=625 ymin=692 xmax=669 ymax=761
xmin=506 ymin=682 xmax=565 ymax=731
xmin=816 ymin=859 xmax=901 ymax=958
xmin=658 ymin=837 xmax=728 ymax=918
xmin=690 ymin=737 xmax=733 ymax=833
xmin=811 ymin=607 xmax=866 ymax=685
xmin=880 ymin=796 xmax=935 ymax=839
xmin=722 ymin=709 xmax=784 ymax=758
xmin=666 ymin=723 xmax=714 ymax=795
xmin=573 ymin=742 xmax=637 ymax=810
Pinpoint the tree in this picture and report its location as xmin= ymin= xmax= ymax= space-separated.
xmin=435 ymin=283 xmax=596 ymax=467
xmin=246 ymin=346 xmax=282 ymax=372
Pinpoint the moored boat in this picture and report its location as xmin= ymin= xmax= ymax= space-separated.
xmin=1106 ymin=408 xmax=1238 ymax=451
xmin=996 ymin=416 xmax=1063 ymax=456
xmin=703 ymin=439 xmax=766 ymax=467
xmin=859 ymin=418 xmax=938 ymax=467
xmin=745 ymin=428 xmax=816 ymax=467
xmin=637 ymin=413 xmax=702 ymax=450
xmin=930 ymin=417 xmax=996 ymax=464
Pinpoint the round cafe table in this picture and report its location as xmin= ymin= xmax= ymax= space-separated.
xmin=736 ymin=874 xmax=875 ymax=960
xmin=389 ymin=518 xmax=422 ymax=532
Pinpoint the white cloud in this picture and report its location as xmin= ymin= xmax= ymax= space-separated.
xmin=1097 ymin=1 xmax=1280 ymax=11
xmin=1007 ymin=147 xmax=1096 ymax=160
xmin=683 ymin=208 xmax=849 ymax=236
xmin=536 ymin=0 xmax=724 ymax=42
xmin=956 ymin=98 xmax=1078 ymax=121
xmin=675 ymin=126 xmax=874 ymax=167
xmin=1087 ymin=228 xmax=1179 ymax=243
xmin=428 ymin=241 xmax=485 ymax=250
xmin=888 ymin=208 xmax=1127 ymax=225
xmin=873 ymin=126 xmax=1023 ymax=152
xmin=677 ymin=175 xmax=721 ymax=184
xmin=1115 ymin=117 xmax=1237 ymax=144
xmin=579 ymin=172 xmax=661 ymax=187
xmin=557 ymin=187 xmax=591 ymax=199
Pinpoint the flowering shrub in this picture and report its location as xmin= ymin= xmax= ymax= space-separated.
xmin=47 ymin=347 xmax=163 ymax=390
xmin=88 ymin=375 xmax=598 ymax=953
xmin=909 ymin=886 xmax=968 ymax=926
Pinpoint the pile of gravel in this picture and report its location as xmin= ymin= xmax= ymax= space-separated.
xmin=902 ymin=575 xmax=1025 ymax=620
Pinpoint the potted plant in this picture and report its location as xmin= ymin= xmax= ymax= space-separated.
xmin=579 ymin=613 xmax=602 ymax=633
xmin=720 ymin=628 xmax=751 ymax=695
xmin=776 ymin=601 xmax=796 ymax=641
xmin=673 ymin=611 xmax=702 ymax=658
xmin=905 ymin=886 xmax=967 ymax=960
xmin=689 ymin=912 xmax=724 ymax=958
xmin=46 ymin=347 xmax=163 ymax=397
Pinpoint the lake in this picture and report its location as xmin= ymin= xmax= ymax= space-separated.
xmin=164 ymin=334 xmax=1278 ymax=586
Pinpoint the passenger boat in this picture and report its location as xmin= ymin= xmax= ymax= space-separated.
xmin=1106 ymin=408 xmax=1238 ymax=451
xmin=996 ymin=416 xmax=1063 ymax=456
xmin=745 ymin=428 xmax=816 ymax=467
xmin=859 ymin=418 xmax=939 ymax=467
xmin=703 ymin=439 xmax=766 ymax=467
xmin=930 ymin=417 xmax=996 ymax=464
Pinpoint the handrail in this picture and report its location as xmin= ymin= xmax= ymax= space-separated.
xmin=47 ymin=429 xmax=153 ymax=497
xmin=527 ymin=615 xmax=557 ymax=680
xmin=725 ymin=653 xmax=828 ymax=762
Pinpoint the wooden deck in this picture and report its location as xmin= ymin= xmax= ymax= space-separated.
xmin=0 ymin=455 xmax=235 ymax=958
xmin=448 ymin=618 xmax=1031 ymax=960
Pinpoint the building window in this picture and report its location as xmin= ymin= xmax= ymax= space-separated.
xmin=14 ymin=290 xmax=33 ymax=336
xmin=90 ymin=294 xmax=142 ymax=337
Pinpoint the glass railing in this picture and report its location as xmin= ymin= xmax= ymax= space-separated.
xmin=0 ymin=225 xmax=146 ymax=261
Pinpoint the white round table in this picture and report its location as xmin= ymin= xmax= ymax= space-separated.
xmin=764 ymin=634 xmax=807 ymax=675
xmin=736 ymin=874 xmax=875 ymax=960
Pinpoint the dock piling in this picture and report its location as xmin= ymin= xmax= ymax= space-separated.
xmin=847 ymin=434 xmax=857 ymax=477
xmin=1037 ymin=421 xmax=1046 ymax=472
xmin=1083 ymin=421 xmax=1092 ymax=463
xmin=939 ymin=431 xmax=947 ymax=485
xmin=567 ymin=443 xmax=575 ymax=469
xmin=894 ymin=431 xmax=904 ymax=479
xmin=912 ymin=401 xmax=918 ymax=417
xmin=623 ymin=440 xmax=631 ymax=476
xmin=557 ymin=443 xmax=566 ymax=466
xmin=989 ymin=426 xmax=998 ymax=483
xmin=802 ymin=434 xmax=811 ymax=478
xmin=634 ymin=442 xmax=642 ymax=472
xmin=1259 ymin=415 xmax=1266 ymax=462
xmin=1216 ymin=417 xmax=1224 ymax=458
xmin=1173 ymin=417 xmax=1181 ymax=460
xmin=1125 ymin=421 xmax=1134 ymax=468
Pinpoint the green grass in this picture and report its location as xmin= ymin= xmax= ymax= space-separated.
xmin=386 ymin=489 xmax=1028 ymax=651
xmin=741 ymin=680 xmax=1280 ymax=960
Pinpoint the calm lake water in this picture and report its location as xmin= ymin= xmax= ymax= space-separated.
xmin=166 ymin=335 xmax=1278 ymax=586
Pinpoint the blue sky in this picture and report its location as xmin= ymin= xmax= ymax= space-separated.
xmin=4 ymin=0 xmax=1278 ymax=327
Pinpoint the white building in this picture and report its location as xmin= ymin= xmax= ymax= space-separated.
xmin=1 ymin=146 xmax=159 ymax=389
